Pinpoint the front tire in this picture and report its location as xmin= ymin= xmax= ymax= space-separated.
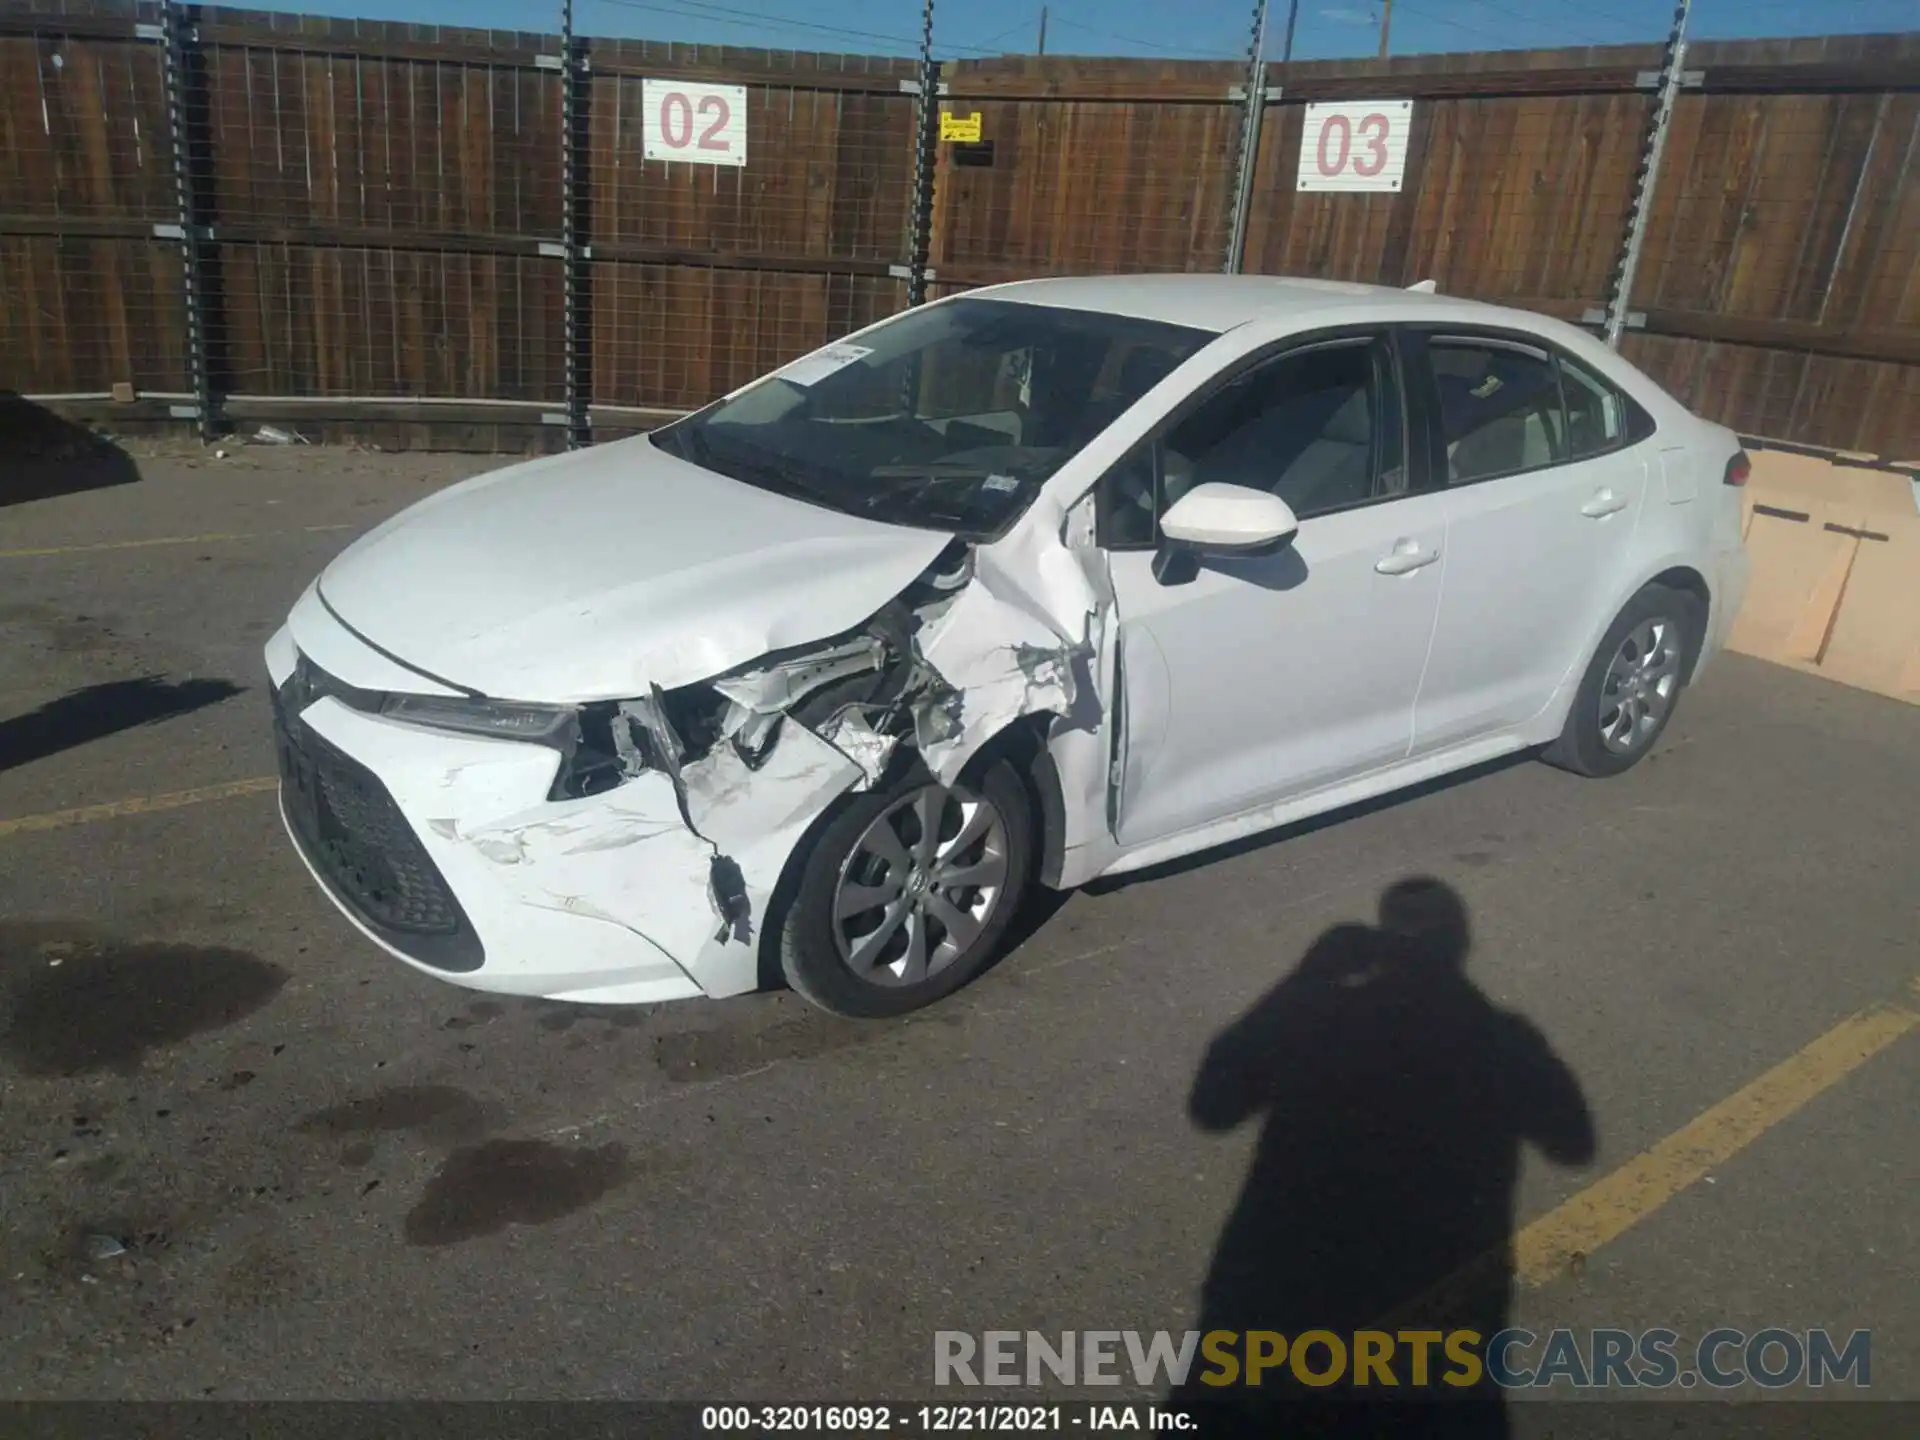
xmin=1542 ymin=584 xmax=1701 ymax=779
xmin=778 ymin=758 xmax=1034 ymax=1018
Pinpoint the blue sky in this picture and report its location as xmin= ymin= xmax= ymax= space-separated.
xmin=233 ymin=0 xmax=1917 ymax=61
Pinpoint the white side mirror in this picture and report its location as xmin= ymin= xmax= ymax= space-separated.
xmin=1160 ymin=482 xmax=1299 ymax=553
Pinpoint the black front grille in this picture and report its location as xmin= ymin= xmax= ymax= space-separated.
xmin=274 ymin=681 xmax=483 ymax=972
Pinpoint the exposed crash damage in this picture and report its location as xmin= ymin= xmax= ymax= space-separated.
xmin=265 ymin=418 xmax=1130 ymax=1014
xmin=909 ymin=491 xmax=1108 ymax=783
xmin=450 ymin=489 xmax=1111 ymax=967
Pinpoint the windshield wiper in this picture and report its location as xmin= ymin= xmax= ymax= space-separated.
xmin=868 ymin=462 xmax=1003 ymax=480
xmin=672 ymin=432 xmax=992 ymax=534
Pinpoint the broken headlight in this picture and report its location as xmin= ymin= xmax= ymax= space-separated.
xmin=554 ymin=688 xmax=738 ymax=798
xmin=380 ymin=694 xmax=577 ymax=745
xmin=380 ymin=694 xmax=628 ymax=801
xmin=561 ymin=703 xmax=630 ymax=799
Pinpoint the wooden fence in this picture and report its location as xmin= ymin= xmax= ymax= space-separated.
xmin=1 ymin=1 xmax=1915 ymax=457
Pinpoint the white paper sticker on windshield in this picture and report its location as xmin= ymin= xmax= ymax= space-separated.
xmin=984 ymin=474 xmax=1018 ymax=492
xmin=776 ymin=342 xmax=873 ymax=388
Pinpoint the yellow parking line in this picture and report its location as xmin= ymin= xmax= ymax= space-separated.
xmin=1512 ymin=991 xmax=1918 ymax=1286
xmin=0 ymin=524 xmax=350 ymax=559
xmin=0 ymin=776 xmax=278 ymax=838
xmin=1379 ymin=979 xmax=1918 ymax=1326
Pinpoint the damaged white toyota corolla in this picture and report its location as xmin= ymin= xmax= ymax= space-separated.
xmin=267 ymin=274 xmax=1750 ymax=1016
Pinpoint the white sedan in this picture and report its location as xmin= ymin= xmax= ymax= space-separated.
xmin=266 ymin=275 xmax=1751 ymax=1017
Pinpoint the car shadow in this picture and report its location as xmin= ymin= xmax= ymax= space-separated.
xmin=1085 ymin=750 xmax=1539 ymax=894
xmin=0 ymin=677 xmax=246 ymax=776
xmin=1207 ymin=545 xmax=1311 ymax=592
xmin=980 ymin=882 xmax=1072 ymax=979
xmin=0 ymin=392 xmax=143 ymax=509
xmin=1169 ymin=878 xmax=1595 ymax=1436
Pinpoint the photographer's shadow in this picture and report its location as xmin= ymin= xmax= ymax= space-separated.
xmin=1174 ymin=878 xmax=1595 ymax=1436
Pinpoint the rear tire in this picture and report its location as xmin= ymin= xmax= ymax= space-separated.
xmin=778 ymin=758 xmax=1034 ymax=1018
xmin=1541 ymin=584 xmax=1701 ymax=779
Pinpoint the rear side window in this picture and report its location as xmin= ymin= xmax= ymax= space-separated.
xmin=1429 ymin=339 xmax=1566 ymax=483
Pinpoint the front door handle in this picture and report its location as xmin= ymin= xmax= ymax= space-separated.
xmin=1375 ymin=538 xmax=1440 ymax=576
xmin=1581 ymin=488 xmax=1629 ymax=518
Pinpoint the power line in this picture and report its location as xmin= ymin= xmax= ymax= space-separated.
xmin=591 ymin=0 xmax=920 ymax=51
xmin=1513 ymin=0 xmax=1655 ymax=30
xmin=1047 ymin=14 xmax=1241 ymax=59
xmin=1572 ymin=2 xmax=1660 ymax=28
xmin=961 ymin=18 xmax=1038 ymax=53
xmin=1383 ymin=0 xmax=1517 ymax=47
xmin=590 ymin=0 xmax=1007 ymax=56
xmin=1454 ymin=0 xmax=1619 ymax=46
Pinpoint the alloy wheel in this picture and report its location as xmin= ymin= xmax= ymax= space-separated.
xmin=830 ymin=782 xmax=1012 ymax=987
xmin=1598 ymin=616 xmax=1681 ymax=756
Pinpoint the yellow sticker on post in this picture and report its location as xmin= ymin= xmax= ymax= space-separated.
xmin=940 ymin=111 xmax=983 ymax=144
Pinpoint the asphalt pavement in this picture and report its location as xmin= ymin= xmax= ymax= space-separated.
xmin=1 ymin=438 xmax=1915 ymax=1419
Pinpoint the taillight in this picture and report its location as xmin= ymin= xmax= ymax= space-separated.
xmin=1724 ymin=451 xmax=1751 ymax=487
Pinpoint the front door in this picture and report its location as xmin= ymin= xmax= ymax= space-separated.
xmin=1102 ymin=332 xmax=1447 ymax=848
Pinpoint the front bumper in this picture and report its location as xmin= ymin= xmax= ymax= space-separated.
xmin=266 ymin=614 xmax=851 ymax=1005
xmin=273 ymin=687 xmax=487 ymax=974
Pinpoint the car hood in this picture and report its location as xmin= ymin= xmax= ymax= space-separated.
xmin=315 ymin=434 xmax=952 ymax=701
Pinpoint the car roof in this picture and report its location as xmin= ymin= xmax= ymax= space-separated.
xmin=970 ymin=272 xmax=1532 ymax=335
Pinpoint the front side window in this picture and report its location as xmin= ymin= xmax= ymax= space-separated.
xmin=1163 ymin=338 xmax=1403 ymax=517
xmin=1099 ymin=337 xmax=1404 ymax=549
xmin=1430 ymin=339 xmax=1567 ymax=483
xmin=650 ymin=298 xmax=1211 ymax=540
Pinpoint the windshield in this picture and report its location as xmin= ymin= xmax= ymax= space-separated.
xmin=650 ymin=298 xmax=1213 ymax=539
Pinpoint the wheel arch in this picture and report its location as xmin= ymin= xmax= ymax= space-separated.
xmin=1643 ymin=564 xmax=1712 ymax=683
xmin=1535 ymin=556 xmax=1715 ymax=745
xmin=956 ymin=711 xmax=1069 ymax=890
xmin=754 ymin=710 xmax=1068 ymax=992
xmin=1568 ymin=557 xmax=1714 ymax=693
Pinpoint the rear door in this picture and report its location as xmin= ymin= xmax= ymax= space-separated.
xmin=1407 ymin=330 xmax=1650 ymax=755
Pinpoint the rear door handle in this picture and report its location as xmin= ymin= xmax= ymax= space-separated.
xmin=1581 ymin=488 xmax=1629 ymax=518
xmin=1375 ymin=538 xmax=1440 ymax=576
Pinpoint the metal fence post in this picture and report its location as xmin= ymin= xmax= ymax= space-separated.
xmin=1223 ymin=0 xmax=1277 ymax=274
xmin=1604 ymin=0 xmax=1693 ymax=349
xmin=559 ymin=0 xmax=591 ymax=448
xmin=157 ymin=0 xmax=214 ymax=441
xmin=906 ymin=0 xmax=939 ymax=306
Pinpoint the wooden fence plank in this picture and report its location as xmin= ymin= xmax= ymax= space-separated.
xmin=0 ymin=2 xmax=1911 ymax=456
